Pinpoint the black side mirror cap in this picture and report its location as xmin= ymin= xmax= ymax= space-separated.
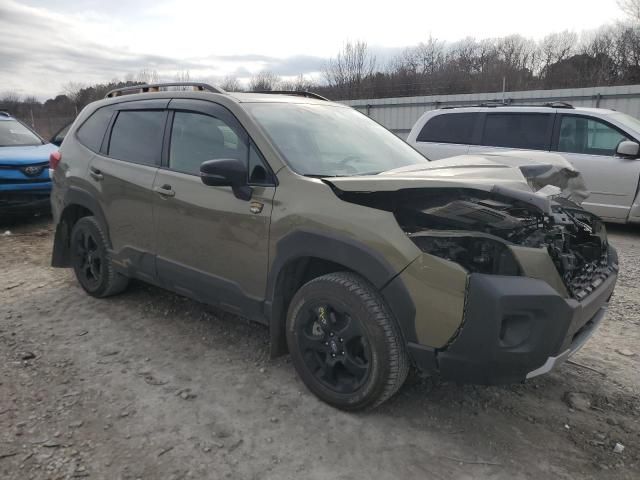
xmin=200 ymin=158 xmax=253 ymax=201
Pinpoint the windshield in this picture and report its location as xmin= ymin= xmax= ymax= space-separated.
xmin=0 ymin=119 xmax=43 ymax=147
xmin=246 ymin=103 xmax=429 ymax=176
xmin=610 ymin=112 xmax=640 ymax=135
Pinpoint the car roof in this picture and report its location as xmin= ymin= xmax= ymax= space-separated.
xmin=88 ymin=90 xmax=340 ymax=114
xmin=101 ymin=83 xmax=334 ymax=106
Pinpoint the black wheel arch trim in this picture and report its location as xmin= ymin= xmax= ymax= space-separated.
xmin=51 ymin=186 xmax=110 ymax=267
xmin=265 ymin=229 xmax=418 ymax=357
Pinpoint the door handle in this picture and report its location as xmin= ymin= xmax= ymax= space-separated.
xmin=153 ymin=184 xmax=175 ymax=197
xmin=89 ymin=166 xmax=103 ymax=181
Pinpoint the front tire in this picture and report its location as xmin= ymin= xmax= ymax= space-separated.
xmin=70 ymin=216 xmax=128 ymax=298
xmin=286 ymin=272 xmax=409 ymax=410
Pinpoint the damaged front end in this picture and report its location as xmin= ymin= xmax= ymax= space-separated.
xmin=336 ymin=185 xmax=619 ymax=384
xmin=325 ymin=161 xmax=618 ymax=384
xmin=339 ymin=186 xmax=616 ymax=301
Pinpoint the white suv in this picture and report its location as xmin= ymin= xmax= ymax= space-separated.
xmin=407 ymin=104 xmax=640 ymax=224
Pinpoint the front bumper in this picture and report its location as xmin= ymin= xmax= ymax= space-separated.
xmin=409 ymin=248 xmax=618 ymax=384
xmin=0 ymin=187 xmax=51 ymax=215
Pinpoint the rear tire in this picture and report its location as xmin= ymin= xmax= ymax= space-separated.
xmin=70 ymin=216 xmax=128 ymax=298
xmin=286 ymin=272 xmax=409 ymax=411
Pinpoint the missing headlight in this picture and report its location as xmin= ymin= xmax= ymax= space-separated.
xmin=410 ymin=234 xmax=522 ymax=276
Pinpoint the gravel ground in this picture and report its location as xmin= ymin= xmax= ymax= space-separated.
xmin=1 ymin=215 xmax=639 ymax=480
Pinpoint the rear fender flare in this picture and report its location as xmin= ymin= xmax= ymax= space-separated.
xmin=52 ymin=187 xmax=110 ymax=267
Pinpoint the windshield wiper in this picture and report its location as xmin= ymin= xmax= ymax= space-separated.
xmin=302 ymin=174 xmax=343 ymax=178
xmin=303 ymin=171 xmax=383 ymax=178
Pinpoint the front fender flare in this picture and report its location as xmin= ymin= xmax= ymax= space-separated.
xmin=265 ymin=230 xmax=418 ymax=355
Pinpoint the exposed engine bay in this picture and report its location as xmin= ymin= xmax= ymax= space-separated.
xmin=337 ymin=187 xmax=616 ymax=300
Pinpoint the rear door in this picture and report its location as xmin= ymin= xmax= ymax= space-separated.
xmin=152 ymin=99 xmax=276 ymax=320
xmin=411 ymin=112 xmax=479 ymax=159
xmin=552 ymin=114 xmax=640 ymax=221
xmin=89 ymin=99 xmax=168 ymax=281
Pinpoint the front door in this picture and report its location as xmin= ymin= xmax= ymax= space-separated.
xmin=152 ymin=99 xmax=276 ymax=320
xmin=554 ymin=114 xmax=640 ymax=221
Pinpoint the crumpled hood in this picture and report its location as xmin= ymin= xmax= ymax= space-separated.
xmin=479 ymin=150 xmax=589 ymax=203
xmin=0 ymin=143 xmax=58 ymax=165
xmin=326 ymin=157 xmax=532 ymax=192
xmin=325 ymin=153 xmax=589 ymax=205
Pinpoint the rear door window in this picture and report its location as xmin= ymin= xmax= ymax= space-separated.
xmin=108 ymin=110 xmax=166 ymax=165
xmin=482 ymin=113 xmax=552 ymax=150
xmin=417 ymin=113 xmax=477 ymax=144
xmin=76 ymin=107 xmax=114 ymax=152
xmin=558 ymin=115 xmax=630 ymax=156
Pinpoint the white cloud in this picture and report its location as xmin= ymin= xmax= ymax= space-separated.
xmin=1 ymin=0 xmax=626 ymax=99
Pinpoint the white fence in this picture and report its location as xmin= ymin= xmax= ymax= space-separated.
xmin=341 ymin=85 xmax=640 ymax=139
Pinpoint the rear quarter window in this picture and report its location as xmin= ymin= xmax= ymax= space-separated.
xmin=417 ymin=113 xmax=477 ymax=144
xmin=76 ymin=107 xmax=114 ymax=152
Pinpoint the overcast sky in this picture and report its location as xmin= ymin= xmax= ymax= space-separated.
xmin=0 ymin=0 xmax=627 ymax=100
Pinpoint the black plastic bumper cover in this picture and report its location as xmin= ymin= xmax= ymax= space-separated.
xmin=0 ymin=190 xmax=51 ymax=215
xmin=427 ymin=250 xmax=618 ymax=385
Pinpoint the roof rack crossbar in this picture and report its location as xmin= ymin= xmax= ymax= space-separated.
xmin=250 ymin=90 xmax=329 ymax=101
xmin=105 ymin=82 xmax=225 ymax=98
xmin=0 ymin=110 xmax=11 ymax=117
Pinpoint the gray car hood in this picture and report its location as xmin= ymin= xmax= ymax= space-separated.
xmin=325 ymin=153 xmax=589 ymax=205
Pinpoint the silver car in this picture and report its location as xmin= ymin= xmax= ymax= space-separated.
xmin=407 ymin=104 xmax=640 ymax=224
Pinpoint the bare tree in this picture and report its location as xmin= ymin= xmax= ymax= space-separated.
xmin=136 ymin=69 xmax=159 ymax=84
xmin=324 ymin=41 xmax=376 ymax=98
xmin=0 ymin=92 xmax=21 ymax=116
xmin=249 ymin=71 xmax=281 ymax=91
xmin=400 ymin=37 xmax=445 ymax=75
xmin=220 ymin=76 xmax=242 ymax=92
xmin=173 ymin=70 xmax=191 ymax=90
xmin=62 ymin=82 xmax=85 ymax=115
xmin=540 ymin=31 xmax=577 ymax=79
xmin=280 ymin=74 xmax=315 ymax=91
xmin=619 ymin=0 xmax=640 ymax=22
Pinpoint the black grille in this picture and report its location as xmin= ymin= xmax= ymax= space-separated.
xmin=0 ymin=191 xmax=49 ymax=205
xmin=0 ymin=178 xmax=49 ymax=184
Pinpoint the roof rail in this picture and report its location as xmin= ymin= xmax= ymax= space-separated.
xmin=441 ymin=101 xmax=574 ymax=110
xmin=0 ymin=110 xmax=11 ymax=117
xmin=105 ymin=82 xmax=225 ymax=98
xmin=543 ymin=101 xmax=574 ymax=109
xmin=249 ymin=90 xmax=329 ymax=101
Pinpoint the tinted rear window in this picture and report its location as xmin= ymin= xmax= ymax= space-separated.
xmin=76 ymin=107 xmax=114 ymax=152
xmin=482 ymin=113 xmax=551 ymax=150
xmin=108 ymin=110 xmax=165 ymax=165
xmin=417 ymin=113 xmax=477 ymax=144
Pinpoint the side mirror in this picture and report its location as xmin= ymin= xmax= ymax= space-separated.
xmin=616 ymin=140 xmax=640 ymax=158
xmin=200 ymin=158 xmax=253 ymax=201
xmin=50 ymin=123 xmax=71 ymax=147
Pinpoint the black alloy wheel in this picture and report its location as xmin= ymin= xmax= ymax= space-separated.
xmin=286 ymin=272 xmax=409 ymax=410
xmin=70 ymin=216 xmax=129 ymax=297
xmin=73 ymin=228 xmax=103 ymax=290
xmin=296 ymin=303 xmax=371 ymax=394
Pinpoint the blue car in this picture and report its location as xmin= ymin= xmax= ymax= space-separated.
xmin=0 ymin=111 xmax=60 ymax=217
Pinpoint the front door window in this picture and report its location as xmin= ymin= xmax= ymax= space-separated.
xmin=558 ymin=116 xmax=630 ymax=156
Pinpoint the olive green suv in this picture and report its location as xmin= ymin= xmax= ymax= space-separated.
xmin=50 ymin=82 xmax=618 ymax=410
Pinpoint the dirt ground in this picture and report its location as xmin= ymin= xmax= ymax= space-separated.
xmin=1 ymin=215 xmax=638 ymax=480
